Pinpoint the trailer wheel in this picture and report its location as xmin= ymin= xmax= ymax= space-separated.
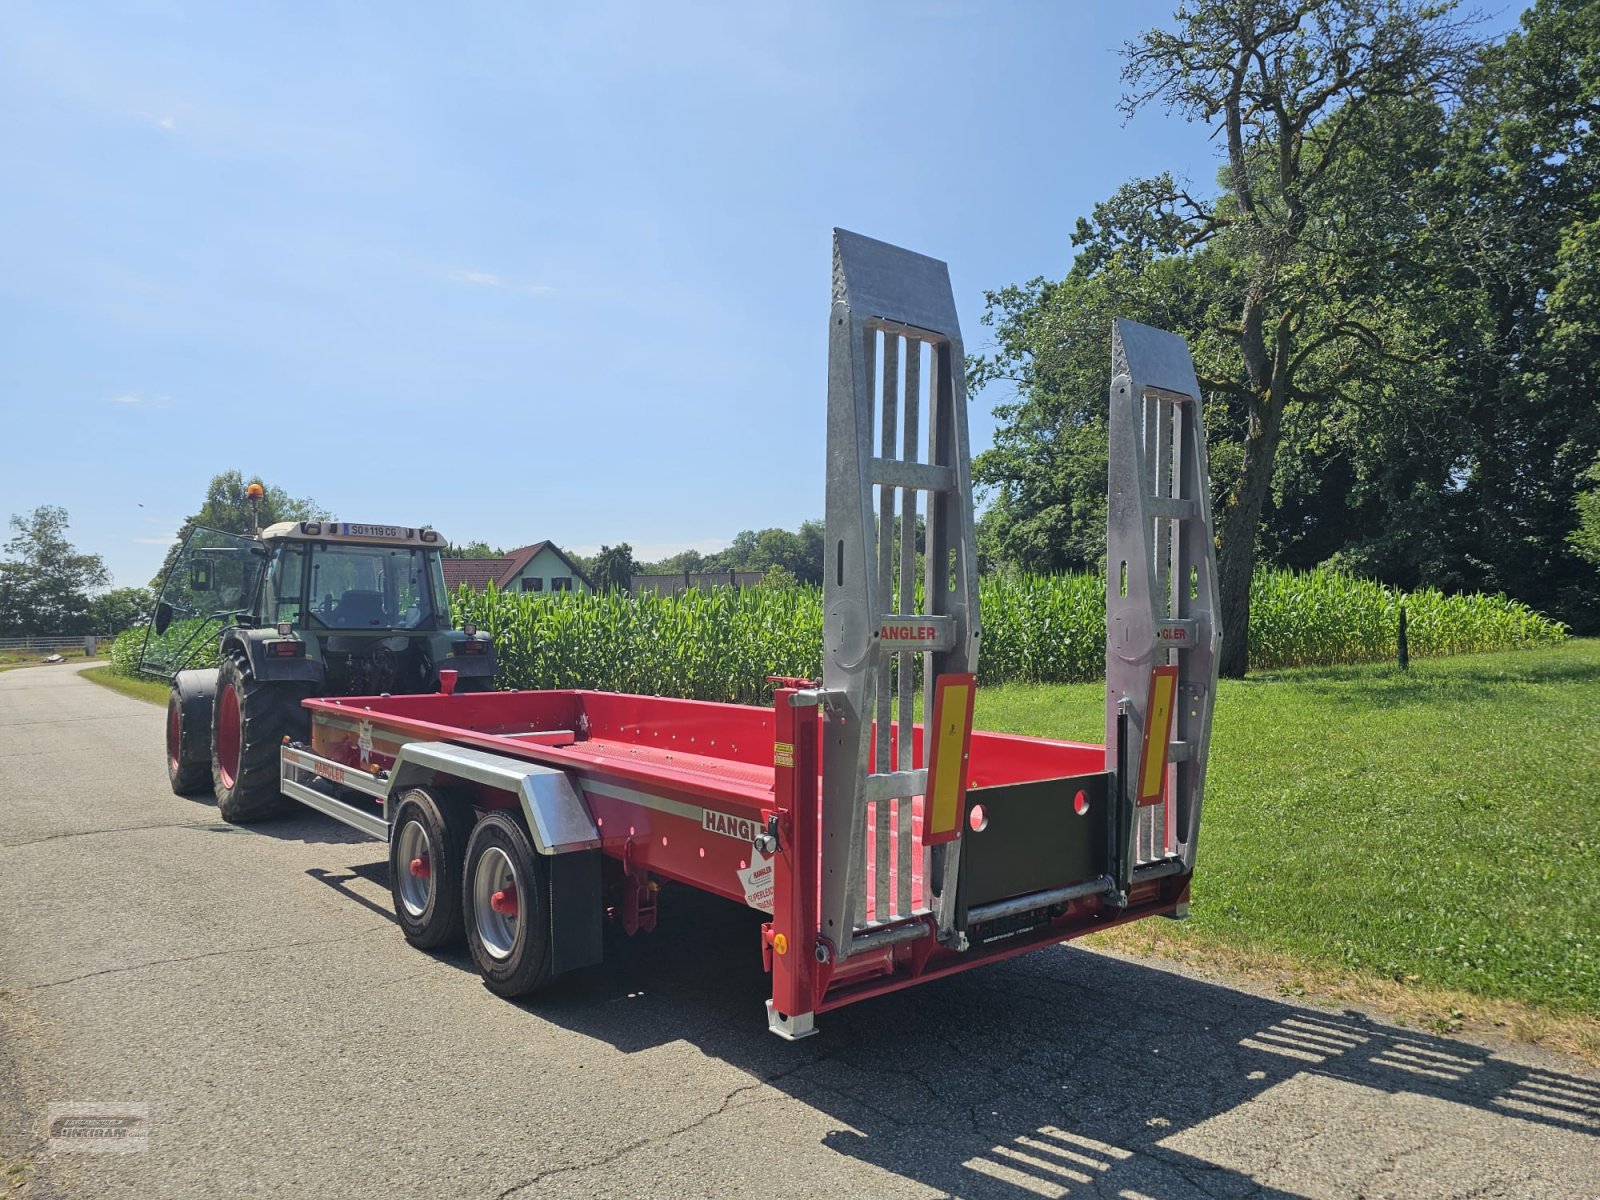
xmin=463 ymin=811 xmax=553 ymax=997
xmin=212 ymin=652 xmax=310 ymax=824
xmin=389 ymin=789 xmax=472 ymax=949
xmin=166 ymin=680 xmax=212 ymax=795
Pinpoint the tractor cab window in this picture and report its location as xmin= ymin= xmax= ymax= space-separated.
xmin=306 ymin=544 xmax=440 ymax=631
xmin=265 ymin=543 xmax=306 ymax=626
xmin=141 ymin=527 xmax=266 ymax=676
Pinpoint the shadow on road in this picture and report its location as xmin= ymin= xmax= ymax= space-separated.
xmin=275 ymin=813 xmax=1600 ymax=1198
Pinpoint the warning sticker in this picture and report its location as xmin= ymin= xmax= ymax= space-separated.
xmin=357 ymin=720 xmax=374 ymax=766
xmin=738 ymin=853 xmax=774 ymax=913
xmin=773 ymin=741 xmax=794 ymax=769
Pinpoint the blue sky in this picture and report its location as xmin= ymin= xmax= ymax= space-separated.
xmin=0 ymin=1 xmax=1213 ymax=589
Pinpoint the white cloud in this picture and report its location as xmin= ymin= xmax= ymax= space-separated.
xmin=107 ymin=393 xmax=172 ymax=409
xmin=129 ymin=110 xmax=177 ymax=133
xmin=449 ymin=269 xmax=553 ymax=295
xmin=109 ymin=393 xmax=141 ymax=404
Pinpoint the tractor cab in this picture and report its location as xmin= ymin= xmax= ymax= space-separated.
xmin=143 ymin=520 xmax=494 ymax=696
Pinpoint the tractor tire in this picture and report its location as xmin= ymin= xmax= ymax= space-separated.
xmin=166 ymin=672 xmax=215 ymax=795
xmin=389 ymin=788 xmax=473 ymax=949
xmin=463 ymin=811 xmax=554 ymax=997
xmin=211 ymin=652 xmax=311 ymax=824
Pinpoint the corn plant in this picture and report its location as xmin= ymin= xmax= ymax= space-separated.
xmin=455 ymin=569 xmax=1566 ymax=703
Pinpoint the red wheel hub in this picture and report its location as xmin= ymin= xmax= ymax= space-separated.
xmin=490 ymin=886 xmax=518 ymax=917
xmin=408 ymin=856 xmax=430 ymax=879
xmin=216 ymin=683 xmax=241 ymax=789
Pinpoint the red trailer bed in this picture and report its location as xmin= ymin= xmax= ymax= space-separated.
xmin=297 ymin=684 xmax=1179 ymax=1031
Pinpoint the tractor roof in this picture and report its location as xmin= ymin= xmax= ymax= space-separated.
xmin=260 ymin=521 xmax=445 ymax=548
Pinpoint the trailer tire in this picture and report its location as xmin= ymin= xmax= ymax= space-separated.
xmin=212 ymin=651 xmax=311 ymax=824
xmin=389 ymin=789 xmax=472 ymax=949
xmin=463 ymin=811 xmax=553 ymax=997
xmin=166 ymin=674 xmax=214 ymax=795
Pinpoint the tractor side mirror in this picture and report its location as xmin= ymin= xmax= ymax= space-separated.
xmin=188 ymin=560 xmax=213 ymax=592
xmin=154 ymin=602 xmax=173 ymax=635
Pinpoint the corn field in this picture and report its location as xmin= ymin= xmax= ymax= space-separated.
xmin=112 ymin=618 xmax=219 ymax=676
xmin=452 ymin=569 xmax=1566 ymax=701
xmin=1246 ymin=568 xmax=1567 ymax=667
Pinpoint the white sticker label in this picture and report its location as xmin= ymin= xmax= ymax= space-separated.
xmin=702 ymin=809 xmax=760 ymax=843
xmin=738 ymin=853 xmax=774 ymax=913
xmin=357 ymin=720 xmax=373 ymax=765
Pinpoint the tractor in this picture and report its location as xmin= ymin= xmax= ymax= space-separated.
xmin=143 ymin=511 xmax=494 ymax=823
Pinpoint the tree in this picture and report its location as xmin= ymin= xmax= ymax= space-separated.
xmin=1429 ymin=0 xmax=1600 ymax=627
xmin=1119 ymin=0 xmax=1477 ymax=676
xmin=153 ymin=471 xmax=327 ymax=586
xmin=1572 ymin=458 xmax=1600 ymax=569
xmin=978 ymin=1 xmax=1477 ymax=675
xmin=444 ymin=541 xmax=504 ymax=559
xmin=90 ymin=587 xmax=155 ymax=634
xmin=590 ymin=544 xmax=638 ymax=592
xmin=639 ymin=549 xmax=708 ymax=575
xmin=0 ymin=507 xmax=110 ymax=635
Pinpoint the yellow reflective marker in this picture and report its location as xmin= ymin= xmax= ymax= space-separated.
xmin=924 ymin=673 xmax=977 ymax=845
xmin=1137 ymin=665 xmax=1179 ymax=807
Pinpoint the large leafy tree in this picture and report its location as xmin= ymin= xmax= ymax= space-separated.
xmin=0 ymin=507 xmax=111 ymax=635
xmin=976 ymin=0 xmax=1477 ymax=674
xmin=1431 ymin=0 xmax=1600 ymax=624
xmin=90 ymin=586 xmax=156 ymax=634
xmin=1110 ymin=0 xmax=1475 ymax=676
xmin=590 ymin=543 xmax=638 ymax=592
xmin=152 ymin=471 xmax=327 ymax=587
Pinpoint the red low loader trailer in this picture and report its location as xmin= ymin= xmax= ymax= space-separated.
xmin=273 ymin=231 xmax=1221 ymax=1037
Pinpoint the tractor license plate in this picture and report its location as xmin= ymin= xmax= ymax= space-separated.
xmin=339 ymin=524 xmax=405 ymax=539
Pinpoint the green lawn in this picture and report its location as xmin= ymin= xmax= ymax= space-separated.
xmin=975 ymin=640 xmax=1600 ymax=1019
xmin=81 ymin=665 xmax=171 ymax=706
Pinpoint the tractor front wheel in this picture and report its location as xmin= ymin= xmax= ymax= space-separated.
xmin=166 ymin=682 xmax=212 ymax=795
xmin=212 ymin=652 xmax=311 ymax=824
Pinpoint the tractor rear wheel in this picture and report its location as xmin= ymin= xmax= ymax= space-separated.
xmin=212 ymin=652 xmax=311 ymax=824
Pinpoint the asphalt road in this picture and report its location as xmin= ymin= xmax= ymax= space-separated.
xmin=1 ymin=663 xmax=1597 ymax=1199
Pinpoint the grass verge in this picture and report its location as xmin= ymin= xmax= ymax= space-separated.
xmin=975 ymin=640 xmax=1600 ymax=1056
xmin=81 ymin=665 xmax=169 ymax=706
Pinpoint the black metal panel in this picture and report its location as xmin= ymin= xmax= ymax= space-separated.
xmin=956 ymin=773 xmax=1110 ymax=927
xmin=548 ymin=849 xmax=603 ymax=975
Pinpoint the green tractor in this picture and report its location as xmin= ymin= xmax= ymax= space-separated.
xmin=143 ymin=519 xmax=493 ymax=823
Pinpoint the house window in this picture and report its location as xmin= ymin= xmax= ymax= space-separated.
xmin=522 ymin=577 xmax=543 ymax=592
xmin=551 ymin=577 xmax=573 ymax=592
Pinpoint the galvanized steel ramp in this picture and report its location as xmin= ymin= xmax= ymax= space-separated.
xmin=1105 ymin=318 xmax=1220 ymax=888
xmin=820 ymin=230 xmax=981 ymax=955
